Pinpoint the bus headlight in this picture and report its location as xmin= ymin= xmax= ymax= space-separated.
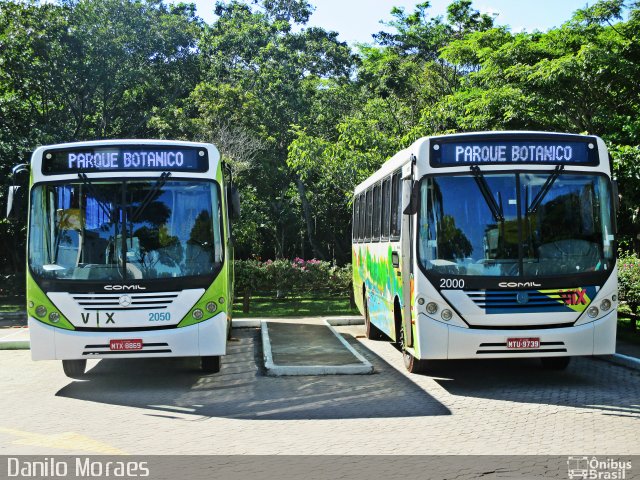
xmin=441 ymin=309 xmax=453 ymax=321
xmin=219 ymin=297 xmax=225 ymax=305
xmin=35 ymin=305 xmax=47 ymax=317
xmin=49 ymin=312 xmax=60 ymax=323
xmin=587 ymin=306 xmax=599 ymax=318
xmin=426 ymin=302 xmax=438 ymax=314
xmin=417 ymin=298 xmax=425 ymax=305
xmin=600 ymin=299 xmax=612 ymax=312
xmin=192 ymin=309 xmax=204 ymax=320
xmin=206 ymin=302 xmax=217 ymax=313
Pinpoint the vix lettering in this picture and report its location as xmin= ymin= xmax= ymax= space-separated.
xmin=81 ymin=312 xmax=115 ymax=326
xmin=559 ymin=288 xmax=588 ymax=306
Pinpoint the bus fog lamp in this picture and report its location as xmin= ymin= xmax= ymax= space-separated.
xmin=426 ymin=302 xmax=438 ymax=314
xmin=28 ymin=301 xmax=34 ymax=308
xmin=600 ymin=299 xmax=611 ymax=311
xmin=417 ymin=298 xmax=425 ymax=305
xmin=441 ymin=309 xmax=453 ymax=321
xmin=206 ymin=302 xmax=217 ymax=313
xmin=612 ymin=294 xmax=618 ymax=302
xmin=219 ymin=297 xmax=225 ymax=304
xmin=587 ymin=306 xmax=599 ymax=318
xmin=192 ymin=309 xmax=204 ymax=320
xmin=35 ymin=305 xmax=47 ymax=317
xmin=49 ymin=312 xmax=60 ymax=323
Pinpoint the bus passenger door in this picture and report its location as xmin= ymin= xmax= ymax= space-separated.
xmin=400 ymin=160 xmax=416 ymax=348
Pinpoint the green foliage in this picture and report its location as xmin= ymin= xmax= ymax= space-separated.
xmin=2 ymin=0 xmax=640 ymax=271
xmin=234 ymin=258 xmax=351 ymax=297
xmin=618 ymin=251 xmax=640 ymax=322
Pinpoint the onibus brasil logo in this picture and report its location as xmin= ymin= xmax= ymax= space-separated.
xmin=567 ymin=457 xmax=632 ymax=479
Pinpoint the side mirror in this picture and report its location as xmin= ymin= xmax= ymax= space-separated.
xmin=403 ymin=180 xmax=420 ymax=215
xmin=6 ymin=186 xmax=23 ymax=219
xmin=228 ymin=185 xmax=240 ymax=220
xmin=6 ymin=163 xmax=29 ymax=219
xmin=612 ymin=179 xmax=620 ymax=214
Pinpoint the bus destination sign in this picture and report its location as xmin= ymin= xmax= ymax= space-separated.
xmin=431 ymin=138 xmax=598 ymax=167
xmin=42 ymin=146 xmax=208 ymax=174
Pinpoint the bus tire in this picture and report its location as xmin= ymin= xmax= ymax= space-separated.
xmin=540 ymin=356 xmax=571 ymax=370
xmin=399 ymin=322 xmax=428 ymax=374
xmin=62 ymin=359 xmax=86 ymax=379
xmin=403 ymin=351 xmax=428 ymax=374
xmin=201 ymin=355 xmax=221 ymax=373
xmin=363 ymin=292 xmax=383 ymax=340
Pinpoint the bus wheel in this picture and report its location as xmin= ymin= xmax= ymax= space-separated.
xmin=540 ymin=356 xmax=571 ymax=370
xmin=201 ymin=356 xmax=221 ymax=373
xmin=403 ymin=350 xmax=428 ymax=374
xmin=62 ymin=359 xmax=86 ymax=379
xmin=399 ymin=325 xmax=427 ymax=374
xmin=363 ymin=294 xmax=383 ymax=340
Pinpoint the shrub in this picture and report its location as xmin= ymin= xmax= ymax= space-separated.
xmin=618 ymin=250 xmax=640 ymax=331
xmin=234 ymin=259 xmax=352 ymax=311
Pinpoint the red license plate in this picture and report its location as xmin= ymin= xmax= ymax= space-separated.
xmin=506 ymin=337 xmax=540 ymax=349
xmin=109 ymin=339 xmax=143 ymax=351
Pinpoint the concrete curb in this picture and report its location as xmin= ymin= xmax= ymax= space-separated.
xmin=261 ymin=320 xmax=373 ymax=376
xmin=597 ymin=353 xmax=640 ymax=371
xmin=231 ymin=319 xmax=262 ymax=328
xmin=0 ymin=341 xmax=30 ymax=350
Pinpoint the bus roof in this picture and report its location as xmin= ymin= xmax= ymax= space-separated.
xmin=353 ymin=131 xmax=605 ymax=194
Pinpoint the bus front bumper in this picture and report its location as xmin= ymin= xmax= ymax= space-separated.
xmin=28 ymin=312 xmax=228 ymax=360
xmin=417 ymin=310 xmax=617 ymax=359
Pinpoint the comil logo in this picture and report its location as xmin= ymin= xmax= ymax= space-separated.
xmin=567 ymin=456 xmax=632 ymax=479
xmin=104 ymin=285 xmax=147 ymax=291
xmin=497 ymin=281 xmax=541 ymax=288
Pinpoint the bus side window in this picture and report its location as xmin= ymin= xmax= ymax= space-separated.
xmin=365 ymin=189 xmax=372 ymax=241
xmin=382 ymin=177 xmax=391 ymax=239
xmin=372 ymin=183 xmax=381 ymax=241
xmin=353 ymin=196 xmax=359 ymax=242
xmin=390 ymin=171 xmax=402 ymax=239
xmin=358 ymin=194 xmax=365 ymax=242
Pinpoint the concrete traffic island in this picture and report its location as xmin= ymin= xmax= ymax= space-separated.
xmin=261 ymin=319 xmax=374 ymax=376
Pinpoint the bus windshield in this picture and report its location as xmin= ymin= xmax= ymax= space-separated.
xmin=29 ymin=179 xmax=223 ymax=281
xmin=418 ymin=172 xmax=615 ymax=277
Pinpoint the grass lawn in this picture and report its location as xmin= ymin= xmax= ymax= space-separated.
xmin=0 ymin=300 xmax=23 ymax=313
xmin=617 ymin=315 xmax=640 ymax=346
xmin=233 ymin=295 xmax=359 ymax=318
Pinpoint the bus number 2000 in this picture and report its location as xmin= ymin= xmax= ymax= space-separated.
xmin=440 ymin=278 xmax=465 ymax=289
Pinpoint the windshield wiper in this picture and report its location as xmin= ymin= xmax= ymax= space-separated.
xmin=470 ymin=165 xmax=504 ymax=222
xmin=130 ymin=171 xmax=171 ymax=223
xmin=527 ymin=165 xmax=564 ymax=215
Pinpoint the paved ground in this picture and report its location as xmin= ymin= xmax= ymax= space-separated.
xmin=0 ymin=325 xmax=639 ymax=455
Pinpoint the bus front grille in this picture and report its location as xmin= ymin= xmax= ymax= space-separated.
xmin=71 ymin=292 xmax=179 ymax=311
xmin=465 ymin=288 xmax=592 ymax=313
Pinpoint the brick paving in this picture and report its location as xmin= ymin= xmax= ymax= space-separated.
xmin=0 ymin=326 xmax=638 ymax=455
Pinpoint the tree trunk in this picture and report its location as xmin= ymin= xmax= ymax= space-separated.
xmin=295 ymin=176 xmax=329 ymax=260
xmin=349 ymin=287 xmax=356 ymax=309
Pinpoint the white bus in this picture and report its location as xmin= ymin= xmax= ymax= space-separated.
xmin=352 ymin=132 xmax=617 ymax=372
xmin=11 ymin=140 xmax=238 ymax=378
